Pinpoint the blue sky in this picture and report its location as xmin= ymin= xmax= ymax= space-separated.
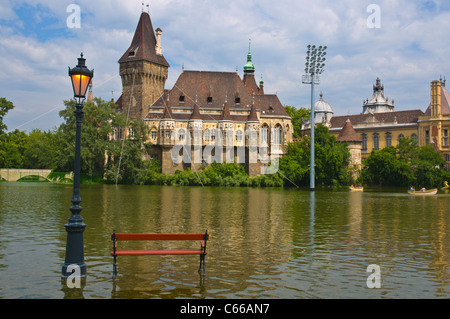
xmin=1 ymin=0 xmax=450 ymax=132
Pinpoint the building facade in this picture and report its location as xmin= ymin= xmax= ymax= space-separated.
xmin=115 ymin=12 xmax=293 ymax=176
xmin=303 ymin=77 xmax=450 ymax=167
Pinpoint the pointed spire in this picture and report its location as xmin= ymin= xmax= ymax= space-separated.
xmin=118 ymin=12 xmax=169 ymax=67
xmin=190 ymin=100 xmax=202 ymax=120
xmin=219 ymin=94 xmax=232 ymax=121
xmin=247 ymin=96 xmax=259 ymax=122
xmin=243 ymin=38 xmax=255 ymax=73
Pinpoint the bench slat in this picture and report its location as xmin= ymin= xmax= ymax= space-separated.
xmin=112 ymin=249 xmax=206 ymax=256
xmin=113 ymin=233 xmax=208 ymax=241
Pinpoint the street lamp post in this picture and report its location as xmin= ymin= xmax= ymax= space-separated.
xmin=62 ymin=53 xmax=94 ymax=278
xmin=302 ymin=45 xmax=326 ymax=191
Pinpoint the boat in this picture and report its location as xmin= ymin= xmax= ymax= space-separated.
xmin=408 ymin=188 xmax=438 ymax=196
xmin=349 ymin=186 xmax=364 ymax=192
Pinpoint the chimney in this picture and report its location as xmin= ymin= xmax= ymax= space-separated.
xmin=155 ymin=28 xmax=162 ymax=56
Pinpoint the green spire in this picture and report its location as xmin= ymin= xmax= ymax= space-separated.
xmin=243 ymin=39 xmax=255 ymax=73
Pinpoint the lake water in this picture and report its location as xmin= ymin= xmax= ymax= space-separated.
xmin=0 ymin=182 xmax=449 ymax=299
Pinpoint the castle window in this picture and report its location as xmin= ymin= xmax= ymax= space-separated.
xmin=398 ymin=134 xmax=405 ymax=142
xmin=151 ymin=130 xmax=157 ymax=140
xmin=274 ymin=124 xmax=282 ymax=145
xmin=425 ymin=130 xmax=430 ymax=145
xmin=411 ymin=133 xmax=418 ymax=141
xmin=444 ymin=154 xmax=450 ymax=162
xmin=128 ymin=51 xmax=135 ymax=57
xmin=178 ymin=128 xmax=185 ymax=141
xmin=260 ymin=124 xmax=269 ymax=146
xmin=207 ymin=96 xmax=213 ymax=103
xmin=443 ymin=129 xmax=448 ymax=146
xmin=361 ymin=134 xmax=367 ymax=150
xmin=235 ymin=97 xmax=241 ymax=104
xmin=179 ymin=95 xmax=185 ymax=103
xmin=385 ymin=132 xmax=392 ymax=147
xmin=235 ymin=129 xmax=243 ymax=142
xmin=204 ymin=128 xmax=211 ymax=141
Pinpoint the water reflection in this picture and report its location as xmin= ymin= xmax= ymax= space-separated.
xmin=1 ymin=183 xmax=450 ymax=298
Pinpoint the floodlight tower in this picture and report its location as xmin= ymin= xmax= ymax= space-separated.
xmin=302 ymin=45 xmax=327 ymax=191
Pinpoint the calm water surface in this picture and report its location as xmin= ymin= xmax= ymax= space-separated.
xmin=0 ymin=182 xmax=449 ymax=299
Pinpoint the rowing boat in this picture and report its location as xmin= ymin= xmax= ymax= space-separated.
xmin=349 ymin=186 xmax=363 ymax=192
xmin=407 ymin=189 xmax=438 ymax=196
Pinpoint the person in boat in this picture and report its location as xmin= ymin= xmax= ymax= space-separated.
xmin=421 ymin=187 xmax=426 ymax=192
xmin=410 ymin=186 xmax=414 ymax=191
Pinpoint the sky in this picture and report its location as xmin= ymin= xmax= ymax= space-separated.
xmin=1 ymin=0 xmax=450 ymax=132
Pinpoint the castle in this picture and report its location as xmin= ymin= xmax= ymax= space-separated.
xmin=115 ymin=11 xmax=293 ymax=176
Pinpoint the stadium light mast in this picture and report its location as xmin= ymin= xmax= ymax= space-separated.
xmin=302 ymin=45 xmax=327 ymax=191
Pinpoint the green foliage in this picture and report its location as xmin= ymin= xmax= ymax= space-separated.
xmin=137 ymin=161 xmax=284 ymax=187
xmin=278 ymin=124 xmax=352 ymax=186
xmin=360 ymin=137 xmax=448 ymax=188
xmin=284 ymin=105 xmax=309 ymax=138
xmin=0 ymin=97 xmax=15 ymax=134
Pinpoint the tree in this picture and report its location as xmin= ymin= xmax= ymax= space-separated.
xmin=284 ymin=105 xmax=309 ymax=138
xmin=0 ymin=97 xmax=14 ymax=135
xmin=55 ymin=97 xmax=126 ymax=178
xmin=361 ymin=137 xmax=448 ymax=188
xmin=279 ymin=124 xmax=352 ymax=186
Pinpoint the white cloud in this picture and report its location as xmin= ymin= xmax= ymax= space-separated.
xmin=1 ymin=0 xmax=449 ymax=132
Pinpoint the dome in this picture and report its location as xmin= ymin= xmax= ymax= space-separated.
xmin=313 ymin=92 xmax=333 ymax=125
xmin=314 ymin=92 xmax=333 ymax=114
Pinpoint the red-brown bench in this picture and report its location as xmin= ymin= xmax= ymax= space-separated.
xmin=111 ymin=230 xmax=209 ymax=277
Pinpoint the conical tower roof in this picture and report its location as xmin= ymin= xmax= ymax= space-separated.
xmin=247 ymin=100 xmax=259 ymax=122
xmin=219 ymin=96 xmax=232 ymax=121
xmin=190 ymin=102 xmax=202 ymax=120
xmin=118 ymin=12 xmax=169 ymax=67
xmin=337 ymin=119 xmax=361 ymax=142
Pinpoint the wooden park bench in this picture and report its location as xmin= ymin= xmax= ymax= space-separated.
xmin=111 ymin=230 xmax=209 ymax=277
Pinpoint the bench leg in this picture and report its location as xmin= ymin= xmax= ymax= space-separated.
xmin=112 ymin=255 xmax=117 ymax=278
xmin=198 ymin=254 xmax=206 ymax=277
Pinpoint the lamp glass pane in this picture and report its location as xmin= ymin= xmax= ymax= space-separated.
xmin=71 ymin=74 xmax=91 ymax=98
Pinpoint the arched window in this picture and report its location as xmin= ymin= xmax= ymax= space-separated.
xmin=273 ymin=124 xmax=282 ymax=145
xmin=260 ymin=124 xmax=269 ymax=146
xmin=178 ymin=128 xmax=185 ymax=141
xmin=385 ymin=132 xmax=392 ymax=147
xmin=398 ymin=134 xmax=405 ymax=142
xmin=411 ymin=133 xmax=418 ymax=141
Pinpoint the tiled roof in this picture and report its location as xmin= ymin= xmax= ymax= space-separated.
xmin=150 ymin=70 xmax=289 ymax=121
xmin=336 ymin=119 xmax=361 ymax=142
xmin=330 ymin=109 xmax=423 ymax=129
xmin=118 ymin=12 xmax=169 ymax=67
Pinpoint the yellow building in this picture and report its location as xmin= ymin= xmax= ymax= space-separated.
xmin=322 ymin=77 xmax=450 ymax=167
xmin=418 ymin=79 xmax=450 ymax=165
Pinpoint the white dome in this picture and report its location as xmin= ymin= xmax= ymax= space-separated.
xmin=314 ymin=93 xmax=333 ymax=114
xmin=313 ymin=92 xmax=333 ymax=125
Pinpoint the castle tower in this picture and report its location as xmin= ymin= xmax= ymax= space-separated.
xmin=337 ymin=118 xmax=362 ymax=179
xmin=118 ymin=11 xmax=170 ymax=120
